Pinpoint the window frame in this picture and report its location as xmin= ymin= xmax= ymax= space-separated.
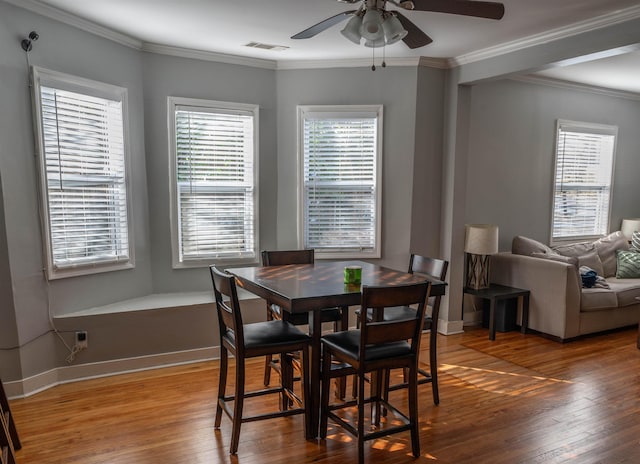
xmin=31 ymin=66 xmax=135 ymax=280
xmin=550 ymin=119 xmax=617 ymax=244
xmin=168 ymin=96 xmax=259 ymax=268
xmin=297 ymin=105 xmax=383 ymax=259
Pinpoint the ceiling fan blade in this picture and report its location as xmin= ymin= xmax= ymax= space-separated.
xmin=411 ymin=0 xmax=505 ymax=20
xmin=395 ymin=12 xmax=433 ymax=49
xmin=291 ymin=11 xmax=357 ymax=39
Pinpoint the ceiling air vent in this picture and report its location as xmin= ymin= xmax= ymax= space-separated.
xmin=244 ymin=42 xmax=289 ymax=51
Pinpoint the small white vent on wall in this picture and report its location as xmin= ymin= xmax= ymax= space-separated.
xmin=244 ymin=42 xmax=289 ymax=51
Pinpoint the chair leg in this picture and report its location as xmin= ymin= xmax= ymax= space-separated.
xmin=301 ymin=344 xmax=312 ymax=440
xmin=429 ymin=329 xmax=439 ymax=405
xmin=319 ymin=348 xmax=333 ymax=439
xmin=215 ymin=347 xmax=228 ymax=428
xmin=408 ymin=363 xmax=420 ymax=458
xmin=230 ymin=357 xmax=245 ymax=455
xmin=264 ymin=307 xmax=275 ymax=386
xmin=263 ymin=354 xmax=273 ymax=386
xmin=357 ymin=371 xmax=366 ymax=464
xmin=281 ymin=352 xmax=293 ymax=411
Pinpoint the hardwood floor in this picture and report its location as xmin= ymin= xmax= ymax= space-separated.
xmin=8 ymin=326 xmax=640 ymax=463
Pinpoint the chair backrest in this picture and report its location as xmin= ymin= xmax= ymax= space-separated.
xmin=359 ymin=282 xmax=431 ymax=360
xmin=261 ymin=249 xmax=315 ymax=266
xmin=408 ymin=254 xmax=448 ymax=324
xmin=408 ymin=254 xmax=448 ymax=281
xmin=210 ymin=266 xmax=244 ymax=347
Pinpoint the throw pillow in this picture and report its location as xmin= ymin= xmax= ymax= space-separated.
xmin=512 ymin=236 xmax=554 ymax=256
xmin=594 ymin=231 xmax=629 ymax=277
xmin=632 ymin=231 xmax=640 ymax=252
xmin=615 ymin=250 xmax=640 ymax=278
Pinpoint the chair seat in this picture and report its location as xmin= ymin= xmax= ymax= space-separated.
xmin=224 ymin=320 xmax=311 ymax=351
xmin=322 ymin=330 xmax=412 ymax=362
xmin=271 ymin=304 xmax=342 ymax=326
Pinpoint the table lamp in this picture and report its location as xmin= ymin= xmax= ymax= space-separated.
xmin=621 ymin=218 xmax=640 ymax=242
xmin=464 ymin=224 xmax=499 ymax=290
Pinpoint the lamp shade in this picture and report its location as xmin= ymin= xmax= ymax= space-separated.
xmin=621 ymin=218 xmax=640 ymax=240
xmin=464 ymin=224 xmax=499 ymax=255
xmin=382 ymin=14 xmax=407 ymax=45
xmin=364 ymin=37 xmax=385 ymax=48
xmin=341 ymin=15 xmax=362 ymax=44
xmin=360 ymin=9 xmax=383 ymax=41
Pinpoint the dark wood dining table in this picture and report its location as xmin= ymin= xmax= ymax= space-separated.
xmin=227 ymin=259 xmax=447 ymax=439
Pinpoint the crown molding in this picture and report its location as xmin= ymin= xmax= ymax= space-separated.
xmin=4 ymin=0 xmax=142 ymax=50
xmin=512 ymin=75 xmax=640 ymax=102
xmin=418 ymin=57 xmax=449 ymax=69
xmin=451 ymin=4 xmax=640 ymax=67
xmin=7 ymin=0 xmax=640 ymax=75
xmin=276 ymin=56 xmax=423 ymax=70
xmin=141 ymin=43 xmax=277 ymax=70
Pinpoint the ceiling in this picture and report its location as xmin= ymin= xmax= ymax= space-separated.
xmin=15 ymin=0 xmax=640 ymax=93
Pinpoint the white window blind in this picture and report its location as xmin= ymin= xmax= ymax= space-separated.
xmin=299 ymin=106 xmax=382 ymax=257
xmin=552 ymin=120 xmax=616 ymax=242
xmin=171 ymin=99 xmax=258 ymax=265
xmin=33 ymin=68 xmax=132 ymax=278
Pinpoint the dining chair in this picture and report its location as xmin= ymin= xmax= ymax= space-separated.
xmin=261 ymin=249 xmax=348 ymax=396
xmin=210 ymin=266 xmax=312 ymax=454
xmin=354 ymin=254 xmax=448 ymax=405
xmin=319 ymin=281 xmax=431 ymax=464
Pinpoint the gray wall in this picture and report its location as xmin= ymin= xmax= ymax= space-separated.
xmin=0 ymin=1 xmax=152 ymax=380
xmin=141 ymin=53 xmax=278 ymax=293
xmin=464 ymin=78 xmax=640 ymax=250
xmin=0 ymin=3 xmax=445 ymax=384
xmin=410 ymin=65 xmax=446 ymax=259
xmin=5 ymin=0 xmax=639 ymax=386
xmin=276 ymin=66 xmax=445 ymax=271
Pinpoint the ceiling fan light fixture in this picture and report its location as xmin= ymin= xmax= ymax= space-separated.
xmin=360 ymin=8 xmax=383 ymax=40
xmin=341 ymin=14 xmax=363 ymax=44
xmin=364 ymin=37 xmax=385 ymax=48
xmin=382 ymin=14 xmax=407 ymax=45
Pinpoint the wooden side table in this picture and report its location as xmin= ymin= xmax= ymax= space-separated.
xmin=464 ymin=284 xmax=530 ymax=341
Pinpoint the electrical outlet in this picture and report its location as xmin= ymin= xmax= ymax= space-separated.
xmin=75 ymin=331 xmax=88 ymax=349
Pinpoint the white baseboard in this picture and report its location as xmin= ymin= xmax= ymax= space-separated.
xmin=463 ymin=310 xmax=484 ymax=326
xmin=4 ymin=346 xmax=221 ymax=399
xmin=438 ymin=319 xmax=464 ymax=335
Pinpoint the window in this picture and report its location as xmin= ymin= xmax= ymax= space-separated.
xmin=551 ymin=120 xmax=617 ymax=242
xmin=298 ymin=105 xmax=382 ymax=258
xmin=168 ymin=97 xmax=258 ymax=267
xmin=32 ymin=67 xmax=133 ymax=279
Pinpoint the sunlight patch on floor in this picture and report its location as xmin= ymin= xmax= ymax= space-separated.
xmin=440 ymin=363 xmax=573 ymax=396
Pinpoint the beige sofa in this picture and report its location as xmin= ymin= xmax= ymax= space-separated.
xmin=492 ymin=232 xmax=640 ymax=341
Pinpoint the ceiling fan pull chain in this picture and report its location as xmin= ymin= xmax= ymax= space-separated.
xmin=382 ymin=43 xmax=386 ymax=68
xmin=371 ymin=44 xmax=376 ymax=71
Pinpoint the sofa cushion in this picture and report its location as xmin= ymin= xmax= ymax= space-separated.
xmin=512 ymin=236 xmax=553 ymax=256
xmin=531 ymin=252 xmax=578 ymax=267
xmin=552 ymin=241 xmax=594 ymax=258
xmin=577 ymin=250 xmax=605 ymax=277
xmin=595 ymin=231 xmax=629 ymax=277
xmin=606 ymin=278 xmax=640 ymax=307
xmin=580 ymin=287 xmax=618 ymax=312
xmin=616 ymin=250 xmax=640 ymax=278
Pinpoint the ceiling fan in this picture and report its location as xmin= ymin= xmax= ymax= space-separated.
xmin=291 ymin=0 xmax=505 ymax=49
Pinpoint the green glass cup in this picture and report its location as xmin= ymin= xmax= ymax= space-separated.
xmin=344 ymin=265 xmax=362 ymax=285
